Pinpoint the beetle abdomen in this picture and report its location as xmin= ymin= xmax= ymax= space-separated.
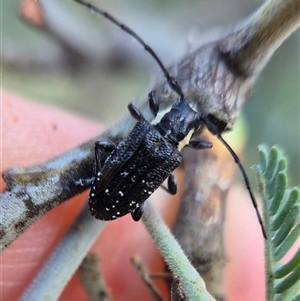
xmin=89 ymin=120 xmax=182 ymax=220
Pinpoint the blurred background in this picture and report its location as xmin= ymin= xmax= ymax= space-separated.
xmin=2 ymin=0 xmax=299 ymax=187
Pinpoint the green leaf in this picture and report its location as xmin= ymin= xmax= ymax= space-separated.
xmin=274 ymin=223 xmax=300 ymax=262
xmin=275 ymin=283 xmax=300 ymax=301
xmin=264 ymin=147 xmax=279 ymax=197
xmin=258 ymin=144 xmax=268 ymax=172
xmin=274 ymin=265 xmax=300 ymax=293
xmin=269 ymin=172 xmax=287 ymax=217
xmin=272 ymin=204 xmax=299 ymax=248
xmin=254 ymin=145 xmax=300 ymax=301
xmin=291 ymin=294 xmax=300 ymax=301
xmin=272 ymin=188 xmax=299 ymax=231
xmin=274 ymin=249 xmax=300 ymax=278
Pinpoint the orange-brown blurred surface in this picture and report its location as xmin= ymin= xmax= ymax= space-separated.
xmin=1 ymin=91 xmax=266 ymax=301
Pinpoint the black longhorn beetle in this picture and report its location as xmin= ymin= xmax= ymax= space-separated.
xmin=74 ymin=0 xmax=267 ymax=239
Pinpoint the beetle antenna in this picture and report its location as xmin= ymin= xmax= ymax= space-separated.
xmin=73 ymin=0 xmax=184 ymax=99
xmin=216 ymin=133 xmax=267 ymax=239
xmin=74 ymin=0 xmax=267 ymax=239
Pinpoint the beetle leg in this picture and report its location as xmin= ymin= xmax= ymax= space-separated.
xmin=128 ymin=103 xmax=145 ymax=121
xmin=94 ymin=140 xmax=116 ymax=169
xmin=188 ymin=138 xmax=213 ymax=150
xmin=148 ymin=91 xmax=159 ymax=117
xmin=131 ymin=202 xmax=146 ymax=221
xmin=76 ymin=140 xmax=116 ymax=187
xmin=160 ymin=173 xmax=177 ymax=195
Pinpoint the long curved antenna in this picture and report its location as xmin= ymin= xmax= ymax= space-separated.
xmin=73 ymin=0 xmax=184 ymax=99
xmin=216 ymin=134 xmax=267 ymax=239
xmin=74 ymin=0 xmax=267 ymax=239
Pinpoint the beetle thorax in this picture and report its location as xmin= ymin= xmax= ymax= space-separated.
xmin=154 ymin=99 xmax=202 ymax=150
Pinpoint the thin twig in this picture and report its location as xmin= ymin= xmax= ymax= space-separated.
xmin=172 ymin=146 xmax=227 ymax=300
xmin=131 ymin=256 xmax=167 ymax=301
xmin=18 ymin=203 xmax=106 ymax=301
xmin=171 ymin=276 xmax=188 ymax=301
xmin=78 ymin=253 xmax=111 ymax=301
xmin=142 ymin=201 xmax=215 ymax=301
xmin=218 ymin=0 xmax=300 ymax=75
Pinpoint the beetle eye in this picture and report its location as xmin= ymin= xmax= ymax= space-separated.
xmin=204 ymin=114 xmax=228 ymax=135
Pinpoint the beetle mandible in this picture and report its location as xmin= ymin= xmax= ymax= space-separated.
xmin=74 ymin=0 xmax=267 ymax=238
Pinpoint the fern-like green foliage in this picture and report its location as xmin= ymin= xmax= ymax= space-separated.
xmin=253 ymin=145 xmax=300 ymax=301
